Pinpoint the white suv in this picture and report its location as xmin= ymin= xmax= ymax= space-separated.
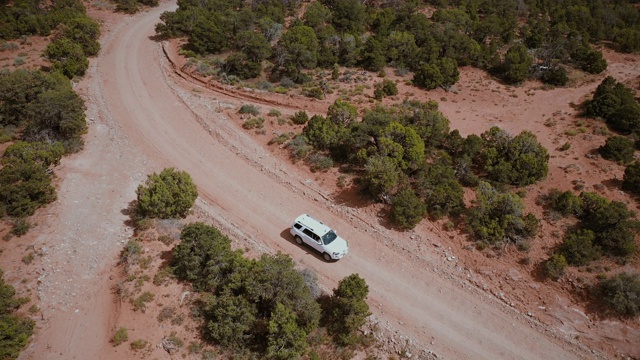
xmin=290 ymin=214 xmax=349 ymax=261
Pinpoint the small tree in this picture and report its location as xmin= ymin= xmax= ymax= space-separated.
xmin=599 ymin=136 xmax=635 ymax=164
xmin=544 ymin=254 xmax=568 ymax=280
xmin=44 ymin=37 xmax=89 ymax=78
xmin=559 ymin=229 xmax=601 ymax=266
xmin=622 ymin=161 xmax=640 ymax=196
xmin=266 ymin=303 xmax=308 ymax=360
xmin=327 ymin=274 xmax=371 ymax=346
xmin=599 ymin=273 xmax=640 ymax=317
xmin=390 ymin=188 xmax=427 ymax=230
xmin=501 ymin=43 xmax=532 ymax=84
xmin=136 ymin=168 xmax=198 ymax=219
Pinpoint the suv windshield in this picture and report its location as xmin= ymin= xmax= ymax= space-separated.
xmin=322 ymin=230 xmax=337 ymax=245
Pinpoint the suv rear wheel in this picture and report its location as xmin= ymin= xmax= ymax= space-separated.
xmin=294 ymin=235 xmax=303 ymax=245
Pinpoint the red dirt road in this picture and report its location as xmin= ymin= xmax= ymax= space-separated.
xmin=20 ymin=2 xmax=601 ymax=359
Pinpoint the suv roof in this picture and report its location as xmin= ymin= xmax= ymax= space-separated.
xmin=294 ymin=214 xmax=332 ymax=236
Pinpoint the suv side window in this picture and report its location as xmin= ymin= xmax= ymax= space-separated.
xmin=293 ymin=223 xmax=302 ymax=230
xmin=302 ymin=228 xmax=315 ymax=238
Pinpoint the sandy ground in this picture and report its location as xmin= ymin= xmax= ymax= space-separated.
xmin=4 ymin=0 xmax=638 ymax=359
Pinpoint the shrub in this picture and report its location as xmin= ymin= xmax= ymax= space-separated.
xmin=267 ymin=109 xmax=282 ymax=117
xmin=136 ymin=168 xmax=198 ymax=219
xmin=44 ymin=38 xmax=89 ymax=78
xmin=548 ymin=189 xmax=583 ymax=217
xmin=481 ymin=127 xmax=549 ymax=186
xmin=11 ymin=218 xmax=31 ymax=237
xmin=599 ymin=136 xmax=635 ymax=164
xmin=238 ymin=104 xmax=260 ymax=116
xmin=303 ymin=87 xmax=323 ymax=100
xmin=544 ymin=254 xmax=568 ymax=280
xmin=130 ymin=339 xmax=148 ymax=351
xmin=599 ymin=273 xmax=640 ymax=317
xmin=622 ymin=161 xmax=640 ymax=196
xmin=327 ymin=274 xmax=371 ymax=346
xmin=291 ymin=111 xmax=309 ymax=125
xmin=131 ymin=291 xmax=155 ymax=312
xmin=559 ymin=229 xmax=601 ymax=266
xmin=242 ymin=117 xmax=264 ymax=130
xmin=268 ymin=133 xmax=291 ymax=145
xmin=111 ymin=327 xmax=128 ymax=346
xmin=306 ymin=153 xmax=333 ymax=172
xmin=467 ymin=182 xmax=538 ymax=245
xmin=390 ymin=188 xmax=427 ymax=230
xmin=541 ymin=66 xmax=568 ymax=86
xmin=286 ymin=135 xmax=313 ymax=160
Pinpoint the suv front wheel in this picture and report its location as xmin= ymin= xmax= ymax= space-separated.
xmin=323 ymin=253 xmax=332 ymax=262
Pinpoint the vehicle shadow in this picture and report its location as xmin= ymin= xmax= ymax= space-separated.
xmin=279 ymin=228 xmax=331 ymax=263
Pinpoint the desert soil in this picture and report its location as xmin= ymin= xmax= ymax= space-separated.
xmin=3 ymin=1 xmax=639 ymax=359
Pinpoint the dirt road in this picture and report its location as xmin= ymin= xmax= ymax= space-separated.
xmin=21 ymin=2 xmax=596 ymax=359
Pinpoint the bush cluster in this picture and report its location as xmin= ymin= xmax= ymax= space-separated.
xmin=585 ymin=76 xmax=640 ymax=134
xmin=171 ymin=222 xmax=371 ymax=357
xmin=0 ymin=269 xmax=35 ymax=359
xmin=543 ymin=190 xmax=639 ymax=277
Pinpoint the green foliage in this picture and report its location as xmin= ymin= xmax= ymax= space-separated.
xmin=559 ymin=229 xmax=601 ymax=266
xmin=0 ymin=269 xmax=34 ymax=359
xmin=599 ymin=273 xmax=640 ymax=317
xmin=136 ymin=168 xmax=198 ymax=219
xmin=500 ymin=43 xmax=532 ymax=84
xmin=541 ymin=66 xmax=568 ymax=86
xmin=415 ymin=161 xmax=465 ymax=219
xmin=622 ymin=161 xmax=640 ymax=196
xmin=0 ymin=156 xmax=57 ymax=218
xmin=291 ymin=111 xmax=309 ymax=125
xmin=235 ymin=30 xmax=271 ymax=63
xmin=130 ymin=339 xmax=148 ymax=351
xmin=205 ymin=291 xmax=257 ymax=347
xmin=615 ymin=28 xmax=640 ymax=53
xmin=572 ymin=47 xmax=607 ymax=74
xmin=361 ymin=155 xmax=403 ymax=200
xmin=44 ymin=37 xmax=88 ymax=78
xmin=238 ymin=104 xmax=260 ymax=116
xmin=480 ymin=127 xmax=549 ymax=186
xmin=373 ymin=79 xmax=398 ymax=100
xmin=390 ymin=188 xmax=427 ymax=230
xmin=599 ymin=136 xmax=635 ymax=164
xmin=0 ymin=70 xmax=86 ymax=144
xmin=276 ymin=25 xmax=318 ymax=81
xmin=467 ymin=182 xmax=538 ymax=245
xmin=302 ymin=87 xmax=324 ymax=100
xmin=131 ymin=291 xmax=154 ymax=312
xmin=172 ymin=222 xmax=237 ymax=290
xmin=2 ymin=141 xmax=64 ymax=168
xmin=585 ymin=76 xmax=640 ymax=134
xmin=223 ymin=53 xmax=262 ymax=79
xmin=11 ymin=218 xmax=31 ymax=237
xmin=266 ymin=303 xmax=308 ymax=360
xmin=546 ymin=189 xmax=583 ymax=217
xmin=327 ymin=274 xmax=371 ymax=346
xmin=242 ymin=116 xmax=265 ymax=130
xmin=303 ymin=115 xmax=341 ymax=150
xmin=327 ymin=100 xmax=358 ymax=127
xmin=579 ymin=192 xmax=638 ymax=258
xmin=111 ymin=327 xmax=128 ymax=346
xmin=62 ymin=16 xmax=101 ymax=56
xmin=544 ymin=254 xmax=568 ymax=280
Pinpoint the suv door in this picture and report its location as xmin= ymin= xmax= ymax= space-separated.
xmin=302 ymin=228 xmax=324 ymax=253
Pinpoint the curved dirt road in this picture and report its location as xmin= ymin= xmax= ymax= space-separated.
xmin=23 ymin=2 xmax=595 ymax=359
